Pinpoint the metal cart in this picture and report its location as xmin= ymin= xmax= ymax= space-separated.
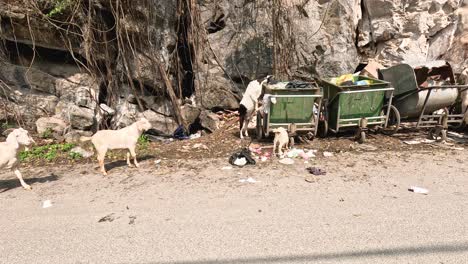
xmin=379 ymin=61 xmax=468 ymax=141
xmin=256 ymin=81 xmax=323 ymax=144
xmin=319 ymin=76 xmax=398 ymax=143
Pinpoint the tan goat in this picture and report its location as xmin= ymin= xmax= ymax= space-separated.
xmin=81 ymin=118 xmax=152 ymax=175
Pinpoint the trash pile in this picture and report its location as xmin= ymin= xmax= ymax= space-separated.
xmin=266 ymin=80 xmax=318 ymax=90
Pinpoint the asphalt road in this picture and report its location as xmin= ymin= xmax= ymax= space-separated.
xmin=1 ymin=149 xmax=467 ymax=263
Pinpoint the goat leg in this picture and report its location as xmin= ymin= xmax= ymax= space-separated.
xmin=14 ymin=169 xmax=31 ymax=190
xmin=130 ymin=148 xmax=139 ymax=168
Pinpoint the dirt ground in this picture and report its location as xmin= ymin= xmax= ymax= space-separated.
xmin=1 ymin=120 xmax=468 ymax=263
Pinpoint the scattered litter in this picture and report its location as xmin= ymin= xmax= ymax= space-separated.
xmin=408 ymin=186 xmax=429 ymax=195
xmin=129 ymin=216 xmax=137 ymax=225
xmin=173 ymin=125 xmax=190 ymax=140
xmin=447 ymin=131 xmax=467 ymax=138
xmin=323 ymin=152 xmax=334 ymax=157
xmin=98 ymin=213 xmax=116 ymax=223
xmin=229 ymin=148 xmax=256 ymax=166
xmin=239 ymin=177 xmax=258 ymax=183
xmin=306 ymin=150 xmax=317 ymax=158
xmin=305 ymin=176 xmax=316 ymax=183
xmin=450 ymin=147 xmax=464 ymax=151
xmin=287 ymin=148 xmax=304 ymax=158
xmin=234 ymin=157 xmax=247 ymax=167
xmin=189 ymin=132 xmax=202 ymax=139
xmin=154 ymin=159 xmax=161 ymax=165
xmin=261 ymin=156 xmax=268 ymax=162
xmin=192 ymin=143 xmax=209 ymax=150
xmin=356 ymin=144 xmax=378 ymax=151
xmin=279 ymin=158 xmax=295 ymax=165
xmin=222 ymin=166 xmax=233 ymax=170
xmin=42 ymin=200 xmax=52 ymax=209
xmin=403 ymin=139 xmax=435 ymax=145
xmin=403 ymin=140 xmax=420 ymax=145
xmin=307 ymin=167 xmax=327 ymax=176
xmin=249 ymin=143 xmax=261 ymax=149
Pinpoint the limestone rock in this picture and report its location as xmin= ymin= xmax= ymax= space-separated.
xmin=138 ymin=110 xmax=178 ymax=135
xmin=181 ymin=104 xmax=202 ymax=125
xmin=35 ymin=116 xmax=67 ymax=135
xmin=200 ymin=110 xmax=220 ymax=132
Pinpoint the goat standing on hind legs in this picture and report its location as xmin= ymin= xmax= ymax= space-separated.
xmin=239 ymin=75 xmax=273 ymax=139
xmin=0 ymin=128 xmax=35 ymax=190
xmin=81 ymin=118 xmax=152 ymax=176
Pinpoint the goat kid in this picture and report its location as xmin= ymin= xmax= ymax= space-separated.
xmin=81 ymin=118 xmax=152 ymax=175
xmin=0 ymin=128 xmax=35 ymax=190
xmin=272 ymin=127 xmax=289 ymax=157
xmin=239 ymin=75 xmax=272 ymax=139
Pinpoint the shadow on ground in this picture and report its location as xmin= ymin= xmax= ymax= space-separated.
xmin=154 ymin=242 xmax=468 ymax=264
xmin=0 ymin=173 xmax=59 ymax=193
xmin=104 ymin=155 xmax=155 ymax=172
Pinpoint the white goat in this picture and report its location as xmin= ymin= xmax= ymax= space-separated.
xmin=81 ymin=118 xmax=152 ymax=175
xmin=0 ymin=128 xmax=35 ymax=190
xmin=239 ymin=75 xmax=272 ymax=139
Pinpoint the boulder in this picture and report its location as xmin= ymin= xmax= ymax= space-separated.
xmin=138 ymin=110 xmax=178 ymax=135
xmin=99 ymin=104 xmax=115 ymax=116
xmin=200 ymin=110 xmax=220 ymax=132
xmin=111 ymin=100 xmax=139 ymax=128
xmin=197 ymin=71 xmax=240 ymax=110
xmin=64 ymin=130 xmax=93 ymax=143
xmin=181 ymin=104 xmax=202 ymax=125
xmin=68 ymin=105 xmax=95 ymax=130
xmin=141 ymin=96 xmax=174 ymax=117
xmin=74 ymin=87 xmax=98 ymax=109
xmin=35 ymin=116 xmax=67 ymax=135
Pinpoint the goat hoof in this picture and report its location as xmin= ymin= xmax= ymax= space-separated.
xmin=24 ymin=185 xmax=32 ymax=190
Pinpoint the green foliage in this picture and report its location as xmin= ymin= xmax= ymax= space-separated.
xmin=69 ymin=151 xmax=83 ymax=160
xmin=1 ymin=122 xmax=15 ymax=130
xmin=40 ymin=128 xmax=54 ymax=139
xmin=138 ymin=134 xmax=150 ymax=148
xmin=20 ymin=143 xmax=76 ymax=162
xmin=47 ymin=0 xmax=72 ymax=18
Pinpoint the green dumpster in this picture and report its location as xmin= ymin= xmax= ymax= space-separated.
xmin=319 ymin=76 xmax=395 ymax=142
xmin=256 ymin=81 xmax=323 ymax=140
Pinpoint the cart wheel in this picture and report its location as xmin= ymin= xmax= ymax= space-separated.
xmin=381 ymin=105 xmax=400 ymax=135
xmin=317 ymin=120 xmax=328 ymax=138
xmin=256 ymin=112 xmax=264 ymax=140
xmin=358 ymin=131 xmax=366 ymax=144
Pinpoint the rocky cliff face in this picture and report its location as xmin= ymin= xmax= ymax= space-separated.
xmin=0 ymin=0 xmax=467 ymax=137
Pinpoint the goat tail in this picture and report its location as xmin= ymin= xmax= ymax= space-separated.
xmin=80 ymin=136 xmax=92 ymax=142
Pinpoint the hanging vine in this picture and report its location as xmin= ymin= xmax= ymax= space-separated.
xmin=0 ymin=0 xmax=208 ymax=129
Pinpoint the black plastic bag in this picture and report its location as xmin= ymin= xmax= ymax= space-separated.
xmin=229 ymin=148 xmax=256 ymax=166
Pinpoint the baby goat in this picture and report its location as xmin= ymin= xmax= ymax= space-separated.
xmin=0 ymin=128 xmax=35 ymax=190
xmin=81 ymin=118 xmax=152 ymax=175
xmin=239 ymin=75 xmax=272 ymax=139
